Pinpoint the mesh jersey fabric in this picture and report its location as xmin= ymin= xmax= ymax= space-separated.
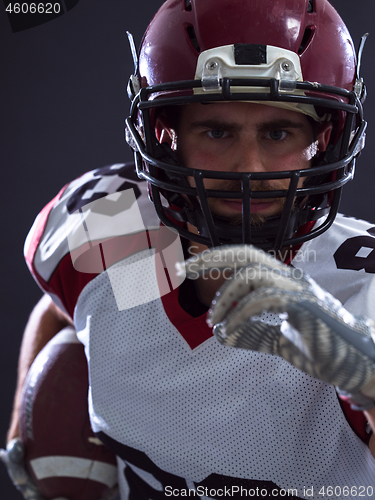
xmin=25 ymin=163 xmax=375 ymax=499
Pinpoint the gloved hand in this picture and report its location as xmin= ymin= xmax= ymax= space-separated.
xmin=177 ymin=245 xmax=375 ymax=411
xmin=0 ymin=438 xmax=47 ymax=500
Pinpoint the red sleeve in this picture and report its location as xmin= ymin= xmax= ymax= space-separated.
xmin=24 ymin=186 xmax=67 ymax=273
xmin=24 ymin=179 xmax=159 ymax=318
xmin=24 ymin=184 xmax=97 ymax=317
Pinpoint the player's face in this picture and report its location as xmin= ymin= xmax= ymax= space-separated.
xmin=173 ymin=102 xmax=331 ymax=226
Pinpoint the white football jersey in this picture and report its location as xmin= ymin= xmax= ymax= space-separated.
xmin=25 ymin=164 xmax=375 ymax=499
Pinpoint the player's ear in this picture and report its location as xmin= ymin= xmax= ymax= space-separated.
xmin=155 ymin=115 xmax=175 ymax=146
xmin=317 ymin=121 xmax=333 ymax=152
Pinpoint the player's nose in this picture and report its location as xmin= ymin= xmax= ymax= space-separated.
xmin=231 ymin=140 xmax=266 ymax=173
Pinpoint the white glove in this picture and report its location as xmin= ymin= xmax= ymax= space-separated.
xmin=0 ymin=438 xmax=47 ymax=500
xmin=177 ymin=245 xmax=375 ymax=410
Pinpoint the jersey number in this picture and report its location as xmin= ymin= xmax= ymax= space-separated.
xmin=334 ymin=227 xmax=375 ymax=273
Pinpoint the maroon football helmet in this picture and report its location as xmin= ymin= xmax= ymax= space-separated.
xmin=126 ymin=0 xmax=367 ymax=250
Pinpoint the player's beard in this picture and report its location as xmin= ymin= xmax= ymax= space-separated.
xmin=206 ymin=179 xmax=288 ymax=229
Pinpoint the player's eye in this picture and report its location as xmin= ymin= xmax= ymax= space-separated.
xmin=266 ymin=130 xmax=288 ymax=141
xmin=207 ymin=129 xmax=229 ymax=139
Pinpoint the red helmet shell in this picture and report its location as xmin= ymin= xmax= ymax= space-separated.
xmin=139 ymin=0 xmax=356 ymax=93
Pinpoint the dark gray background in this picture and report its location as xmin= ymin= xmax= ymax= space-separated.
xmin=1 ymin=0 xmax=374 ymax=496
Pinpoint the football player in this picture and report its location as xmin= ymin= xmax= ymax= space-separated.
xmin=3 ymin=0 xmax=375 ymax=498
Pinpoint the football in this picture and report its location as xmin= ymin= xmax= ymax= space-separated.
xmin=19 ymin=326 xmax=118 ymax=500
